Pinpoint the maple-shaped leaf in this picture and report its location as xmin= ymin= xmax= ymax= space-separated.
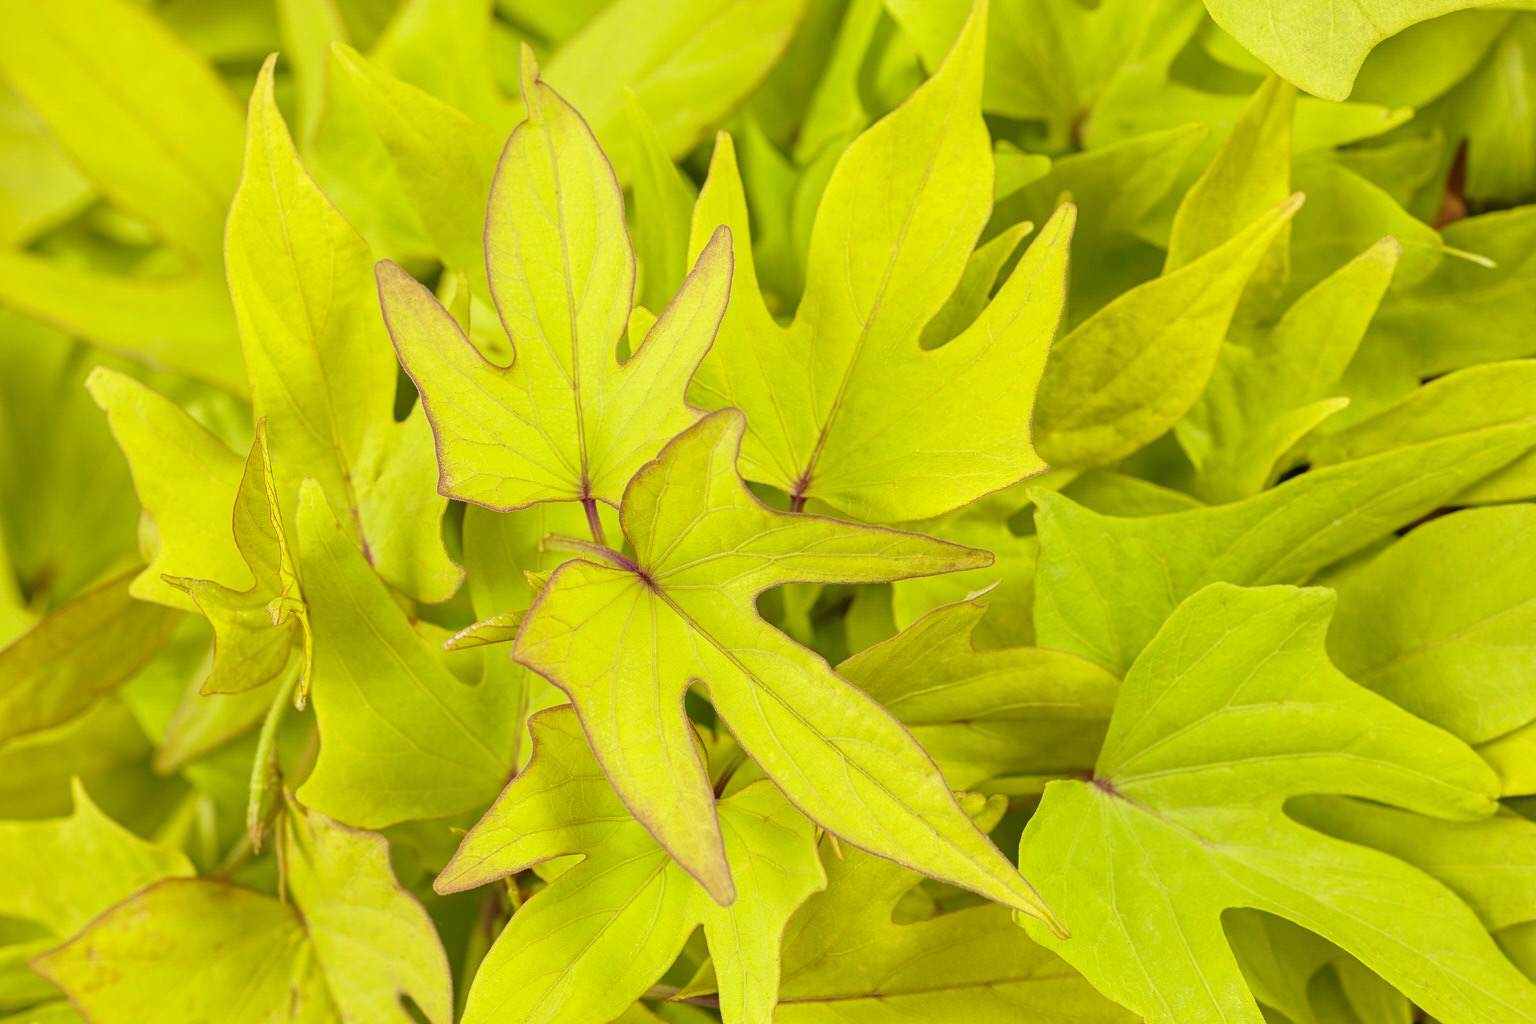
xmin=33 ymin=798 xmax=452 ymax=1023
xmin=772 ymin=792 xmax=1133 ymax=1023
xmin=1018 ymin=582 xmax=1536 ymax=1024
xmin=376 ymin=48 xmax=733 ymax=525
xmin=227 ymin=57 xmax=459 ymax=604
xmin=837 ymin=598 xmax=1119 ymax=791
xmin=685 ymin=2 xmax=1075 ymax=522
xmin=512 ymin=409 xmax=1059 ymax=927
xmin=436 ymin=706 xmax=824 ymax=1024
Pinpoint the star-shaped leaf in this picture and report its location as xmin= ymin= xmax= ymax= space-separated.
xmin=1018 ymin=582 xmax=1536 ymax=1024
xmin=772 ymin=792 xmax=1134 ymax=1023
xmin=436 ymin=706 xmax=823 ymax=1024
xmin=228 ymin=57 xmax=459 ymax=604
xmin=376 ymin=49 xmax=733 ymax=517
xmin=685 ymin=2 xmax=1075 ymax=522
xmin=512 ymin=408 xmax=1060 ymax=927
xmin=33 ymin=798 xmax=452 ymax=1023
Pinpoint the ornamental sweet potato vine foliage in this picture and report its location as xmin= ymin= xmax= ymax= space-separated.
xmin=2 ymin=1 xmax=1536 ymax=1023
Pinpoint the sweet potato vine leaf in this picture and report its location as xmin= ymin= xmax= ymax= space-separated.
xmin=771 ymin=791 xmax=1134 ymax=1023
xmin=1033 ymin=412 xmax=1536 ymax=675
xmin=1018 ymin=582 xmax=1536 ymax=1024
xmin=686 ymin=1 xmax=1075 ymax=522
xmin=170 ymin=421 xmax=309 ymax=697
xmin=0 ymin=569 xmax=180 ymax=745
xmin=436 ymin=706 xmax=823 ymax=1024
xmin=294 ymin=481 xmax=518 ymax=828
xmin=0 ymin=0 xmax=245 ymax=390
xmin=0 ymin=779 xmax=192 ymax=941
xmin=376 ymin=48 xmax=733 ymax=523
xmin=512 ymin=409 xmax=1059 ymax=927
xmin=1327 ymin=504 xmax=1536 ymax=756
xmin=88 ymin=369 xmax=308 ymax=698
xmin=228 ymin=57 xmax=460 ymax=604
xmin=837 ymin=597 xmax=1119 ymax=791
xmin=1202 ymin=0 xmax=1511 ymax=102
xmin=33 ymin=798 xmax=452 ymax=1023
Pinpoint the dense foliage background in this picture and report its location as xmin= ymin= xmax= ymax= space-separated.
xmin=2 ymin=0 xmax=1535 ymax=1022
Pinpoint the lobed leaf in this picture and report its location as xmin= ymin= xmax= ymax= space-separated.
xmin=1019 ymin=583 xmax=1536 ymax=1024
xmin=379 ymin=50 xmax=733 ymax=514
xmin=512 ymin=409 xmax=1060 ymax=926
xmin=687 ymin=2 xmax=1075 ymax=521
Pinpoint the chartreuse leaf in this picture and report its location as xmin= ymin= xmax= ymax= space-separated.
xmin=1362 ymin=206 xmax=1536 ymax=384
xmin=0 ymin=779 xmax=189 ymax=1018
xmin=280 ymin=796 xmax=453 ymax=1022
xmin=0 ymin=0 xmax=245 ymax=390
xmin=0 ymin=570 xmax=180 ymax=745
xmin=1222 ymin=912 xmax=1346 ymax=1024
xmin=0 ymin=316 xmax=140 ymax=623
xmin=687 ymin=3 xmax=1075 ymax=522
xmin=1294 ymin=795 xmax=1536 ymax=944
xmin=295 ymin=481 xmax=518 ymax=828
xmin=377 ymin=50 xmax=733 ymax=516
xmin=86 ymin=368 xmax=247 ymax=611
xmin=0 ymin=779 xmax=192 ymax=938
xmin=1327 ymin=505 xmax=1536 ymax=746
xmin=1033 ymin=417 xmax=1536 ymax=675
xmin=1165 ymin=74 xmax=1295 ymax=311
xmin=627 ymin=91 xmax=698 ymax=314
xmin=452 ymin=502 xmax=595 ymax=766
xmin=34 ymin=879 xmax=333 ymax=1024
xmin=1178 ymin=238 xmax=1400 ymax=502
xmin=34 ymin=799 xmax=451 ymax=1023
xmin=1202 ymin=0 xmax=1516 ymax=101
xmin=0 ymin=0 xmax=239 ymax=256
xmin=888 ymin=0 xmax=1170 ymax=148
xmin=228 ymin=57 xmax=461 ymax=604
xmin=0 ymin=78 xmax=89 ymax=247
xmin=513 ymin=409 xmax=1059 ymax=925
xmin=773 ymin=793 xmax=1133 ymax=1022
xmin=436 ymin=706 xmax=823 ymax=1024
xmin=1034 ymin=193 xmax=1301 ymax=470
xmin=546 ymin=0 xmax=808 ymax=164
xmin=330 ymin=42 xmax=504 ymax=287
xmin=88 ymin=369 xmax=306 ymax=697
xmin=1019 ymin=583 xmax=1536 ymax=1024
xmin=1311 ymin=360 xmax=1536 ymax=504
xmin=837 ymin=598 xmax=1117 ymax=790
xmin=171 ymin=423 xmax=308 ymax=696
xmin=891 ymin=513 xmax=1040 ymax=649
